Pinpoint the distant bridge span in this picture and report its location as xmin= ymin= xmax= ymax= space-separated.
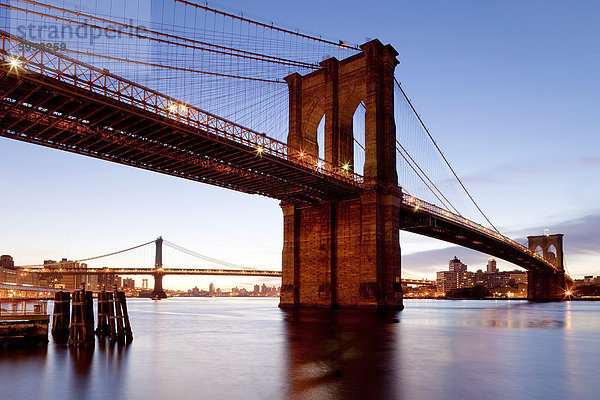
xmin=27 ymin=267 xmax=282 ymax=277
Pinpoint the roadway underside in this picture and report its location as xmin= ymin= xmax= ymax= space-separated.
xmin=0 ymin=67 xmax=361 ymax=203
xmin=398 ymin=204 xmax=555 ymax=273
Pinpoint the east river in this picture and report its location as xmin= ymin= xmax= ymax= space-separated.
xmin=1 ymin=298 xmax=599 ymax=399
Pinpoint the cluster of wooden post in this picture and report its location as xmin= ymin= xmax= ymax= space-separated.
xmin=51 ymin=291 xmax=70 ymax=339
xmin=69 ymin=284 xmax=95 ymax=346
xmin=96 ymin=285 xmax=133 ymax=343
xmin=51 ymin=284 xmax=133 ymax=346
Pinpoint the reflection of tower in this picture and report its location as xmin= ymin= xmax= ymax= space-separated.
xmin=283 ymin=309 xmax=400 ymax=399
xmin=487 ymin=258 xmax=497 ymax=273
xmin=142 ymin=279 xmax=148 ymax=289
xmin=209 ymin=282 xmax=215 ymax=295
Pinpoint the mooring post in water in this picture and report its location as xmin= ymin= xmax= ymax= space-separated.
xmin=118 ymin=290 xmax=133 ymax=343
xmin=111 ymin=284 xmax=125 ymax=342
xmin=107 ymin=290 xmax=116 ymax=338
xmin=96 ymin=286 xmax=110 ymax=337
xmin=52 ymin=291 xmax=70 ymax=339
xmin=84 ymin=289 xmax=95 ymax=342
xmin=69 ymin=283 xmax=94 ymax=346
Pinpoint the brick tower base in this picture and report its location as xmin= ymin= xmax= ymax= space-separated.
xmin=279 ymin=188 xmax=403 ymax=309
xmin=527 ymin=270 xmax=570 ymax=301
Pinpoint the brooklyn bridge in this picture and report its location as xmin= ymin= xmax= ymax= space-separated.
xmin=0 ymin=0 xmax=571 ymax=308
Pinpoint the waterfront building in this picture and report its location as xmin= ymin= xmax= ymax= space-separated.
xmin=436 ymin=270 xmax=474 ymax=293
xmin=437 ymin=256 xmax=527 ymax=296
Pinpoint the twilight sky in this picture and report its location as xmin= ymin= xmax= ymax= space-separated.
xmin=1 ymin=0 xmax=598 ymax=289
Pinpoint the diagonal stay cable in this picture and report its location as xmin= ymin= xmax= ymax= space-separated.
xmin=396 ymin=140 xmax=461 ymax=215
xmin=394 ymin=78 xmax=500 ymax=233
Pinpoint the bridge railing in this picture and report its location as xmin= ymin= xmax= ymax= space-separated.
xmin=402 ymin=194 xmax=556 ymax=271
xmin=0 ymin=31 xmax=363 ymax=186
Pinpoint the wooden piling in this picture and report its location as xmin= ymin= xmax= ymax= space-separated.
xmin=109 ymin=285 xmax=133 ymax=343
xmin=107 ymin=291 xmax=116 ymax=339
xmin=51 ymin=291 xmax=70 ymax=339
xmin=84 ymin=290 xmax=94 ymax=342
xmin=69 ymin=284 xmax=94 ymax=346
xmin=96 ymin=287 xmax=110 ymax=337
xmin=117 ymin=291 xmax=133 ymax=343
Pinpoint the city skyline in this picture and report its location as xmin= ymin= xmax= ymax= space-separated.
xmin=1 ymin=0 xmax=598 ymax=289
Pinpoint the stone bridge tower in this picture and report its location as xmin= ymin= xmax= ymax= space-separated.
xmin=151 ymin=236 xmax=167 ymax=299
xmin=527 ymin=234 xmax=570 ymax=300
xmin=280 ymin=40 xmax=403 ymax=309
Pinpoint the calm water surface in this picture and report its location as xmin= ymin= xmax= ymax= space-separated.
xmin=1 ymin=298 xmax=599 ymax=400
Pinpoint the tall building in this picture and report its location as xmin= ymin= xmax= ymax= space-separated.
xmin=487 ymin=258 xmax=498 ymax=273
xmin=449 ymin=256 xmax=467 ymax=272
xmin=209 ymin=282 xmax=215 ymax=295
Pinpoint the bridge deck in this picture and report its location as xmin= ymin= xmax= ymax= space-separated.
xmin=400 ymin=197 xmax=557 ymax=272
xmin=0 ymin=32 xmax=361 ymax=203
xmin=25 ymin=268 xmax=283 ymax=277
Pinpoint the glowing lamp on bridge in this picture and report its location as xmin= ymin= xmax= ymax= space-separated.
xmin=316 ymin=160 xmax=325 ymax=170
xmin=9 ymin=57 xmax=21 ymax=69
xmin=168 ymin=103 xmax=178 ymax=113
xmin=255 ymin=146 xmax=264 ymax=156
xmin=341 ymin=162 xmax=350 ymax=171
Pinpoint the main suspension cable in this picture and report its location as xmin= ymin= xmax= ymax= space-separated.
xmin=174 ymin=0 xmax=360 ymax=50
xmin=16 ymin=240 xmax=156 ymax=268
xmin=5 ymin=1 xmax=318 ymax=69
xmin=60 ymin=48 xmax=285 ymax=84
xmin=163 ymin=240 xmax=256 ymax=270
